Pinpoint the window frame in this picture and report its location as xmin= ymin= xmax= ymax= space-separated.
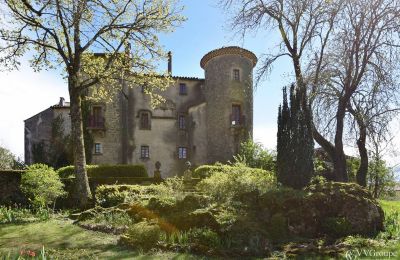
xmin=140 ymin=145 xmax=150 ymax=159
xmin=94 ymin=143 xmax=102 ymax=154
xmin=233 ymin=69 xmax=240 ymax=81
xmin=178 ymin=147 xmax=187 ymax=159
xmin=139 ymin=111 xmax=151 ymax=130
xmin=179 ymin=83 xmax=187 ymax=95
xmin=231 ymin=104 xmax=242 ymax=126
xmin=178 ymin=115 xmax=186 ymax=130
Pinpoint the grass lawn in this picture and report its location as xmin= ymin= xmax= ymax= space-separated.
xmin=0 ymin=218 xmax=201 ymax=259
xmin=379 ymin=199 xmax=400 ymax=213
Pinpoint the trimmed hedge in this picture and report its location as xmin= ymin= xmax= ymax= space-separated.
xmin=57 ymin=164 xmax=148 ymax=178
xmin=194 ymin=164 xmax=267 ymax=179
xmin=95 ymin=184 xmax=164 ymax=207
xmin=0 ymin=170 xmax=25 ymax=175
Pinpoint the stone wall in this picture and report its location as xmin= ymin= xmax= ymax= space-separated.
xmin=24 ymin=107 xmax=53 ymax=164
xmin=203 ymin=54 xmax=254 ymax=163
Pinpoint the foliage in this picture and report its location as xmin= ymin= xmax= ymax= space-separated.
xmin=162 ymin=228 xmax=222 ymax=248
xmin=0 ymin=206 xmax=51 ymax=224
xmin=57 ymin=164 xmax=148 ymax=179
xmin=346 ymin=157 xmax=360 ymax=183
xmin=277 ymin=85 xmax=314 ymax=189
xmin=95 ymin=184 xmax=175 ymax=207
xmin=368 ymin=159 xmax=396 ymax=199
xmin=95 ymin=178 xmax=184 ymax=207
xmin=0 ymin=146 xmax=16 ymax=170
xmin=197 ymin=163 xmax=276 ymax=204
xmin=321 ymin=217 xmax=352 ymax=238
xmin=233 ymin=139 xmax=276 ymax=172
xmin=21 ymin=164 xmax=66 ymax=208
xmin=120 ymin=220 xmax=162 ymax=250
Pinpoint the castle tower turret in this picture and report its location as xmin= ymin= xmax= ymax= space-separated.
xmin=200 ymin=46 xmax=257 ymax=163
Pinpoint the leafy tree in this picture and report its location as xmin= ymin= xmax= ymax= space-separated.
xmin=234 ymin=139 xmax=276 ymax=172
xmin=0 ymin=0 xmax=185 ymax=207
xmin=220 ymin=0 xmax=400 ymax=183
xmin=0 ymin=146 xmax=14 ymax=169
xmin=20 ymin=164 xmax=66 ymax=208
xmin=277 ymin=85 xmax=314 ymax=189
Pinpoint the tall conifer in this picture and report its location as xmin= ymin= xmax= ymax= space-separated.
xmin=277 ymin=84 xmax=314 ymax=189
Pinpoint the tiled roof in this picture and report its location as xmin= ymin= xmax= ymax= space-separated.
xmin=172 ymin=76 xmax=204 ymax=81
xmin=200 ymin=46 xmax=258 ymax=69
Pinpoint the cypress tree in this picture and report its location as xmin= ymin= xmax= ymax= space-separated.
xmin=277 ymin=84 xmax=314 ymax=189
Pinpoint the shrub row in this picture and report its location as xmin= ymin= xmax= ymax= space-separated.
xmin=95 ymin=184 xmax=166 ymax=207
xmin=0 ymin=170 xmax=25 ymax=175
xmin=57 ymin=164 xmax=148 ymax=178
xmin=194 ymin=163 xmax=267 ymax=179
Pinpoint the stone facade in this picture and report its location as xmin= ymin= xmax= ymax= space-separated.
xmin=24 ymin=46 xmax=257 ymax=177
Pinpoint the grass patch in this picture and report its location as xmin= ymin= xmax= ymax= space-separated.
xmin=379 ymin=199 xmax=400 ymax=214
xmin=0 ymin=218 xmax=202 ymax=259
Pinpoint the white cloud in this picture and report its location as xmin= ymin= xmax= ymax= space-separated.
xmin=253 ymin=124 xmax=277 ymax=151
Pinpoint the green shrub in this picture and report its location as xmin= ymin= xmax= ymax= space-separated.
xmin=120 ymin=220 xmax=162 ymax=250
xmin=197 ymin=163 xmax=276 ymax=204
xmin=95 ymin=184 xmax=170 ymax=207
xmin=234 ymin=139 xmax=276 ymax=172
xmin=57 ymin=164 xmax=148 ymax=178
xmin=267 ymin=213 xmax=288 ymax=241
xmin=162 ymin=228 xmax=222 ymax=248
xmin=20 ymin=164 xmax=66 ymax=208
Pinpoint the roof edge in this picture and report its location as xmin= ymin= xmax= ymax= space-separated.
xmin=200 ymin=46 xmax=258 ymax=69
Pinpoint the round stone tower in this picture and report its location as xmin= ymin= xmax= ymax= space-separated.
xmin=200 ymin=46 xmax=257 ymax=163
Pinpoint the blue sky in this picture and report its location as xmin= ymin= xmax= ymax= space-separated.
xmin=0 ymin=0 xmax=398 ymax=169
xmin=0 ymin=0 xmax=293 ymax=158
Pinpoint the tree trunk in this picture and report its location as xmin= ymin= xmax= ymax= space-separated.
xmin=69 ymin=80 xmax=92 ymax=208
xmin=356 ymin=124 xmax=368 ymax=187
xmin=333 ymin=99 xmax=349 ymax=182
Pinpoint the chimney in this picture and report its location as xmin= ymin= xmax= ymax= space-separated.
xmin=59 ymin=97 xmax=65 ymax=106
xmin=168 ymin=51 xmax=172 ymax=75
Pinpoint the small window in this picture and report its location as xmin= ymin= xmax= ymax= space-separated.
xmin=231 ymin=104 xmax=241 ymax=125
xmin=140 ymin=112 xmax=151 ymax=130
xmin=90 ymin=106 xmax=104 ymax=128
xmin=233 ymin=69 xmax=240 ymax=81
xmin=94 ymin=143 xmax=102 ymax=154
xmin=178 ymin=115 xmax=186 ymax=129
xmin=179 ymin=83 xmax=187 ymax=95
xmin=178 ymin=147 xmax=187 ymax=159
xmin=141 ymin=146 xmax=150 ymax=159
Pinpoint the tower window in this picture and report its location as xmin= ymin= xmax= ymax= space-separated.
xmin=94 ymin=143 xmax=102 ymax=154
xmin=231 ymin=104 xmax=242 ymax=125
xmin=140 ymin=112 xmax=151 ymax=130
xmin=141 ymin=146 xmax=150 ymax=159
xmin=179 ymin=83 xmax=187 ymax=95
xmin=233 ymin=69 xmax=240 ymax=81
xmin=178 ymin=147 xmax=187 ymax=159
xmin=178 ymin=115 xmax=186 ymax=129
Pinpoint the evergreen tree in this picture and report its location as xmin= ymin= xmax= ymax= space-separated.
xmin=277 ymin=84 xmax=314 ymax=189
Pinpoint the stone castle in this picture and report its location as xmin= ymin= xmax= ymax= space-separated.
xmin=24 ymin=46 xmax=257 ymax=177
